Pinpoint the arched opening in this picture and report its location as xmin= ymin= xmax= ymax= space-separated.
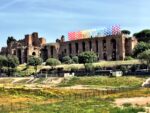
xmin=89 ymin=40 xmax=92 ymax=51
xmin=32 ymin=52 xmax=36 ymax=56
xmin=125 ymin=38 xmax=129 ymax=56
xmin=50 ymin=46 xmax=54 ymax=58
xmin=82 ymin=42 xmax=86 ymax=52
xmin=103 ymin=53 xmax=107 ymax=60
xmin=103 ymin=39 xmax=106 ymax=51
xmin=17 ymin=49 xmax=22 ymax=64
xmin=96 ymin=40 xmax=98 ymax=53
xmin=75 ymin=43 xmax=79 ymax=54
xmin=24 ymin=48 xmax=28 ymax=63
xmin=111 ymin=39 xmax=117 ymax=60
xmin=68 ymin=43 xmax=72 ymax=54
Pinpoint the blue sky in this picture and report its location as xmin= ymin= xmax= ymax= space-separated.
xmin=0 ymin=0 xmax=150 ymax=48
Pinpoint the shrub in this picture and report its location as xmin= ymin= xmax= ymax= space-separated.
xmin=46 ymin=58 xmax=61 ymax=67
xmin=7 ymin=55 xmax=19 ymax=68
xmin=84 ymin=63 xmax=94 ymax=72
xmin=78 ymin=51 xmax=97 ymax=64
xmin=72 ymin=56 xmax=79 ymax=63
xmin=62 ymin=56 xmax=73 ymax=64
xmin=130 ymin=65 xmax=139 ymax=72
xmin=116 ymin=65 xmax=128 ymax=73
xmin=138 ymin=49 xmax=150 ymax=70
xmin=27 ymin=56 xmax=43 ymax=66
xmin=124 ymin=56 xmax=134 ymax=60
xmin=0 ymin=55 xmax=7 ymax=67
xmin=133 ymin=42 xmax=150 ymax=57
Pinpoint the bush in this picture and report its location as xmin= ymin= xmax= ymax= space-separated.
xmin=138 ymin=49 xmax=150 ymax=70
xmin=27 ymin=56 xmax=43 ymax=66
xmin=72 ymin=56 xmax=79 ymax=63
xmin=0 ymin=55 xmax=8 ymax=67
xmin=78 ymin=51 xmax=97 ymax=64
xmin=124 ymin=56 xmax=134 ymax=60
xmin=7 ymin=55 xmax=19 ymax=68
xmin=130 ymin=65 xmax=139 ymax=72
xmin=46 ymin=58 xmax=61 ymax=66
xmin=133 ymin=42 xmax=150 ymax=57
xmin=116 ymin=65 xmax=128 ymax=73
xmin=62 ymin=56 xmax=73 ymax=64
xmin=84 ymin=63 xmax=94 ymax=72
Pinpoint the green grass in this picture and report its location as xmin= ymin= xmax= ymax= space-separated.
xmin=10 ymin=97 xmax=145 ymax=113
xmin=56 ymin=60 xmax=141 ymax=70
xmin=59 ymin=76 xmax=146 ymax=88
xmin=0 ymin=86 xmax=148 ymax=113
xmin=0 ymin=78 xmax=14 ymax=84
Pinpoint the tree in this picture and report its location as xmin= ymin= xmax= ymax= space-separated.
xmin=121 ymin=30 xmax=131 ymax=35
xmin=7 ymin=55 xmax=19 ymax=68
xmin=0 ymin=55 xmax=7 ymax=67
xmin=133 ymin=29 xmax=150 ymax=42
xmin=72 ymin=56 xmax=79 ymax=63
xmin=27 ymin=56 xmax=43 ymax=66
xmin=62 ymin=56 xmax=73 ymax=64
xmin=0 ymin=55 xmax=7 ymax=74
xmin=138 ymin=49 xmax=150 ymax=71
xmin=46 ymin=58 xmax=61 ymax=67
xmin=27 ymin=56 xmax=43 ymax=73
xmin=7 ymin=36 xmax=16 ymax=46
xmin=7 ymin=55 xmax=19 ymax=76
xmin=133 ymin=42 xmax=150 ymax=57
xmin=78 ymin=51 xmax=97 ymax=64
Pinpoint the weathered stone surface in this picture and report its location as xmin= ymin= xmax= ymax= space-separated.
xmin=142 ymin=78 xmax=150 ymax=87
xmin=0 ymin=33 xmax=137 ymax=64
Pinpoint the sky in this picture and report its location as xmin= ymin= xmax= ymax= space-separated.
xmin=0 ymin=0 xmax=150 ymax=48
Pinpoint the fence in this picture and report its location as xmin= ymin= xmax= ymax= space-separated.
xmin=0 ymin=86 xmax=141 ymax=112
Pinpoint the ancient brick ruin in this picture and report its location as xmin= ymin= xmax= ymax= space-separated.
xmin=0 ymin=32 xmax=137 ymax=64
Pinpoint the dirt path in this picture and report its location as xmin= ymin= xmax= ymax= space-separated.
xmin=115 ymin=97 xmax=150 ymax=106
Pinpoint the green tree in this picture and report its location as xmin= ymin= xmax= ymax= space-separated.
xmin=62 ymin=56 xmax=73 ymax=64
xmin=7 ymin=55 xmax=19 ymax=68
xmin=46 ymin=58 xmax=61 ymax=68
xmin=78 ymin=51 xmax=97 ymax=64
xmin=121 ymin=30 xmax=131 ymax=35
xmin=72 ymin=56 xmax=79 ymax=63
xmin=134 ymin=29 xmax=150 ymax=42
xmin=138 ymin=49 xmax=150 ymax=71
xmin=0 ymin=55 xmax=7 ymax=67
xmin=7 ymin=36 xmax=16 ymax=46
xmin=0 ymin=55 xmax=7 ymax=74
xmin=27 ymin=56 xmax=43 ymax=73
xmin=133 ymin=42 xmax=150 ymax=57
xmin=27 ymin=56 xmax=43 ymax=66
xmin=7 ymin=55 xmax=19 ymax=76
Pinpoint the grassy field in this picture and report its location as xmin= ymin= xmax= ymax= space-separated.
xmin=0 ymin=87 xmax=148 ymax=113
xmin=0 ymin=76 xmax=148 ymax=113
xmin=59 ymin=76 xmax=146 ymax=88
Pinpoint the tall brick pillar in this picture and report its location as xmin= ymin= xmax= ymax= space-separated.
xmin=118 ymin=36 xmax=125 ymax=60
xmin=21 ymin=49 xmax=24 ymax=64
xmin=106 ymin=38 xmax=112 ymax=60
xmin=98 ymin=39 xmax=103 ymax=60
xmin=25 ymin=35 xmax=32 ymax=46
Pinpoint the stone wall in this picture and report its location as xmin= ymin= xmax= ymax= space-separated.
xmin=0 ymin=33 xmax=138 ymax=64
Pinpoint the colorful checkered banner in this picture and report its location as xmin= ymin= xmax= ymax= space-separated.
xmin=68 ymin=25 xmax=121 ymax=41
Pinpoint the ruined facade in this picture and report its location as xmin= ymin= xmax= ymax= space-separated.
xmin=0 ymin=32 xmax=138 ymax=64
xmin=0 ymin=32 xmax=46 ymax=63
